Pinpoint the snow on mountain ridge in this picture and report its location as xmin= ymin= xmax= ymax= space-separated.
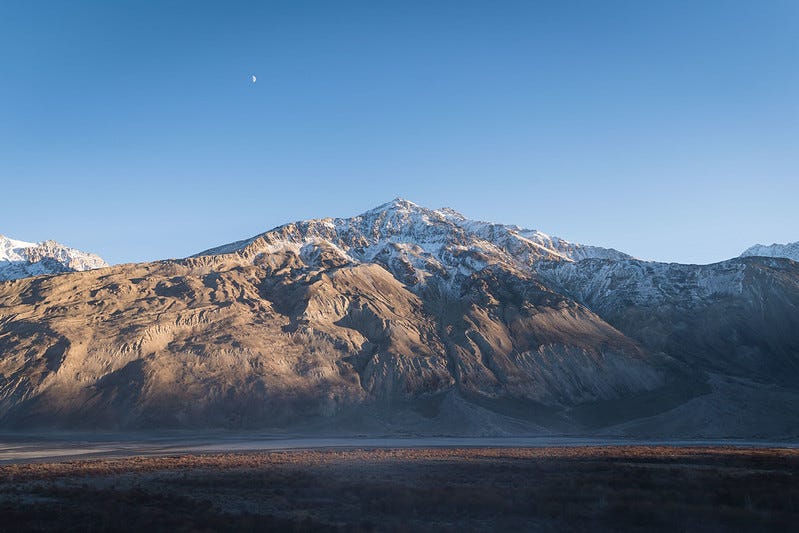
xmin=538 ymin=258 xmax=748 ymax=313
xmin=0 ymin=234 xmax=108 ymax=281
xmin=196 ymin=198 xmax=630 ymax=286
xmin=0 ymin=234 xmax=36 ymax=262
xmin=740 ymin=241 xmax=799 ymax=262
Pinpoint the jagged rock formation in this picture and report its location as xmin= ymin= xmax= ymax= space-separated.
xmin=0 ymin=235 xmax=108 ymax=281
xmin=0 ymin=200 xmax=796 ymax=437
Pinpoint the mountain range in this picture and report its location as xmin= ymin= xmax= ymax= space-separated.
xmin=0 ymin=199 xmax=797 ymax=437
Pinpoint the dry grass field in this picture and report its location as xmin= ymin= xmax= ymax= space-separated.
xmin=1 ymin=446 xmax=798 ymax=532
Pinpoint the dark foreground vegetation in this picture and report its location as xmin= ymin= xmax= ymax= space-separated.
xmin=0 ymin=446 xmax=798 ymax=532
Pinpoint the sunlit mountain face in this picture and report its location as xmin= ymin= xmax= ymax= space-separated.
xmin=0 ymin=200 xmax=797 ymax=437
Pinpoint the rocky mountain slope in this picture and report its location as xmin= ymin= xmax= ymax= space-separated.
xmin=0 ymin=234 xmax=108 ymax=281
xmin=0 ymin=200 xmax=796 ymax=437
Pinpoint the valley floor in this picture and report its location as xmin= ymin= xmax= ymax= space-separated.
xmin=1 ymin=445 xmax=798 ymax=531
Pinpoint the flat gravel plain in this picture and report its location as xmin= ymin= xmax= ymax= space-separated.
xmin=1 ymin=446 xmax=798 ymax=532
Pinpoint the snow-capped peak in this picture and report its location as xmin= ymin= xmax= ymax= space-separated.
xmin=0 ymin=234 xmax=36 ymax=262
xmin=0 ymin=234 xmax=109 ymax=282
xmin=740 ymin=241 xmax=799 ymax=262
xmin=360 ymin=198 xmax=468 ymax=229
xmin=196 ymin=199 xmax=632 ymax=288
xmin=363 ymin=197 xmax=422 ymax=215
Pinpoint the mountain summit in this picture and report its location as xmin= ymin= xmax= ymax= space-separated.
xmin=197 ymin=198 xmax=631 ymax=287
xmin=0 ymin=234 xmax=108 ymax=281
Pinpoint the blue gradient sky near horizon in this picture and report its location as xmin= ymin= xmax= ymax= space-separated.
xmin=1 ymin=1 xmax=796 ymax=265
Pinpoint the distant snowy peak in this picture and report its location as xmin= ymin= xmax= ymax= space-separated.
xmin=0 ymin=234 xmax=108 ymax=281
xmin=196 ymin=198 xmax=631 ymax=285
xmin=740 ymin=241 xmax=799 ymax=262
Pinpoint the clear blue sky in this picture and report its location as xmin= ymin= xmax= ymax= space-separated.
xmin=1 ymin=1 xmax=796 ymax=265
